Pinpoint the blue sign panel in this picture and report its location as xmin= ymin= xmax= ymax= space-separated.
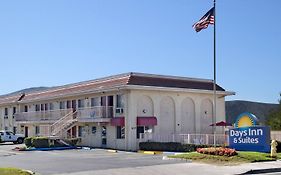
xmin=229 ymin=126 xmax=270 ymax=152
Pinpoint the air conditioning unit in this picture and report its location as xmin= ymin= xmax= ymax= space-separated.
xmin=115 ymin=108 xmax=124 ymax=114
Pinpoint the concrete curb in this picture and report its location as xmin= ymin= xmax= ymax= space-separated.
xmin=22 ymin=169 xmax=36 ymax=175
xmin=107 ymin=149 xmax=118 ymax=153
xmin=25 ymin=146 xmax=77 ymax=151
xmin=138 ymin=150 xmax=163 ymax=155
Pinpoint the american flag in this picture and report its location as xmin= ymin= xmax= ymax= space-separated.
xmin=192 ymin=7 xmax=215 ymax=32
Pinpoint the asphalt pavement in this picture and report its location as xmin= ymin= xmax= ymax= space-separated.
xmin=1 ymin=143 xmax=281 ymax=175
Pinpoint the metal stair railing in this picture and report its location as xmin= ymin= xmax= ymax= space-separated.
xmin=50 ymin=110 xmax=77 ymax=137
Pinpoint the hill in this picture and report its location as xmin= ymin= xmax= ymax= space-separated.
xmin=226 ymin=100 xmax=279 ymax=124
xmin=0 ymin=87 xmax=50 ymax=97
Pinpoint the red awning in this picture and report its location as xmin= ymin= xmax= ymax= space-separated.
xmin=137 ymin=116 xmax=157 ymax=126
xmin=111 ymin=117 xmax=125 ymax=126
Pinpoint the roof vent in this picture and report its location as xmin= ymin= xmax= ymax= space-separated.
xmin=17 ymin=93 xmax=25 ymax=101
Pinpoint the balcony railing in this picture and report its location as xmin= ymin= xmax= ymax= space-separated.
xmin=15 ymin=109 xmax=73 ymax=122
xmin=15 ymin=106 xmax=115 ymax=123
xmin=76 ymin=106 xmax=113 ymax=120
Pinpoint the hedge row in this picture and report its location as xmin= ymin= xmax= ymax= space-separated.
xmin=139 ymin=142 xmax=211 ymax=152
xmin=24 ymin=137 xmax=66 ymax=148
xmin=140 ymin=141 xmax=281 ymax=153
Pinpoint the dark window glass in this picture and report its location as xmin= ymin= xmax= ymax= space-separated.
xmin=4 ymin=108 xmax=8 ymax=115
xmin=136 ymin=126 xmax=144 ymax=139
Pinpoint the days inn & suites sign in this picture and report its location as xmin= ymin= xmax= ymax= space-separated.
xmin=229 ymin=112 xmax=270 ymax=152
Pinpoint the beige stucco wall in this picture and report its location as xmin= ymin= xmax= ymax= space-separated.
xmin=125 ymin=88 xmax=226 ymax=150
xmin=0 ymin=87 xmax=227 ymax=151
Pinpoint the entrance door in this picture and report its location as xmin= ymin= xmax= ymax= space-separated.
xmin=107 ymin=96 xmax=113 ymax=118
xmin=101 ymin=126 xmax=107 ymax=147
xmin=24 ymin=126 xmax=28 ymax=137
xmin=72 ymin=100 xmax=77 ymax=112
xmin=101 ymin=96 xmax=106 ymax=117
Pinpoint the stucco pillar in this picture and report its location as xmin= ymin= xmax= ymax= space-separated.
xmin=195 ymin=99 xmax=201 ymax=134
xmin=174 ymin=97 xmax=181 ymax=134
xmin=126 ymin=91 xmax=138 ymax=151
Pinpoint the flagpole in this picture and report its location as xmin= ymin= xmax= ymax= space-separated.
xmin=213 ymin=0 xmax=217 ymax=147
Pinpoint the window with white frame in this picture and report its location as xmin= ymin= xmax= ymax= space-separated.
xmin=91 ymin=97 xmax=99 ymax=107
xmin=78 ymin=126 xmax=84 ymax=137
xmin=67 ymin=100 xmax=71 ymax=109
xmin=35 ymin=126 xmax=40 ymax=135
xmin=116 ymin=126 xmax=125 ymax=139
xmin=78 ymin=99 xmax=85 ymax=108
xmin=49 ymin=103 xmax=54 ymax=110
xmin=116 ymin=94 xmax=124 ymax=108
xmin=59 ymin=101 xmax=65 ymax=109
xmin=44 ymin=103 xmax=48 ymax=111
xmin=35 ymin=104 xmax=40 ymax=111
xmin=116 ymin=94 xmax=124 ymax=114
xmin=136 ymin=126 xmax=153 ymax=139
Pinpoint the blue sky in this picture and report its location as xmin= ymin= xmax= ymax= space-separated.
xmin=0 ymin=0 xmax=280 ymax=103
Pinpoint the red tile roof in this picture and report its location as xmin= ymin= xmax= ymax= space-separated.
xmin=0 ymin=72 xmax=226 ymax=105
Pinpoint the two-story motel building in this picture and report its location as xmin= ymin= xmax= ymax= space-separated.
xmin=0 ymin=72 xmax=233 ymax=151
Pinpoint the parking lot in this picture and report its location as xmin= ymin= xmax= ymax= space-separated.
xmin=0 ymin=143 xmax=184 ymax=175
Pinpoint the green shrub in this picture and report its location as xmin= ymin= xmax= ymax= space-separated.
xmin=32 ymin=137 xmax=50 ymax=148
xmin=139 ymin=142 xmax=211 ymax=152
xmin=24 ymin=137 xmax=33 ymax=148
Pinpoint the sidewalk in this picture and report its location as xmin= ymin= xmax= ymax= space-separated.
xmin=54 ymin=160 xmax=281 ymax=175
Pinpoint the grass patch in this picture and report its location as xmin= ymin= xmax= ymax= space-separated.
xmin=169 ymin=151 xmax=277 ymax=165
xmin=277 ymin=153 xmax=281 ymax=159
xmin=0 ymin=168 xmax=32 ymax=175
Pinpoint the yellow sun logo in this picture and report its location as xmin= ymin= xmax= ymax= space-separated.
xmin=234 ymin=113 xmax=258 ymax=128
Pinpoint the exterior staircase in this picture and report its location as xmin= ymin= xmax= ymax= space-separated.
xmin=50 ymin=110 xmax=78 ymax=138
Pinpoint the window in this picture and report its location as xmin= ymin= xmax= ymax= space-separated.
xmin=4 ymin=108 xmax=8 ymax=116
xmin=116 ymin=94 xmax=124 ymax=108
xmin=41 ymin=104 xmax=44 ymax=111
xmin=136 ymin=126 xmax=144 ymax=139
xmin=78 ymin=99 xmax=85 ymax=108
xmin=116 ymin=126 xmax=125 ymax=139
xmin=92 ymin=126 xmax=97 ymax=134
xmin=59 ymin=101 xmax=65 ymax=109
xmin=13 ymin=127 xmax=17 ymax=134
xmin=91 ymin=97 xmax=100 ymax=107
xmin=49 ymin=103 xmax=54 ymax=110
xmin=24 ymin=105 xmax=28 ymax=112
xmin=67 ymin=100 xmax=71 ymax=109
xmin=35 ymin=104 xmax=40 ymax=111
xmin=136 ymin=126 xmax=153 ymax=139
xmin=44 ymin=103 xmax=48 ymax=111
xmin=13 ymin=107 xmax=17 ymax=115
xmin=4 ymin=126 xmax=8 ymax=131
xmin=35 ymin=126 xmax=40 ymax=135
xmin=6 ymin=131 xmax=12 ymax=135
xmin=78 ymin=126 xmax=84 ymax=137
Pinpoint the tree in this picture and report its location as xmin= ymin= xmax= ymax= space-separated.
xmin=266 ymin=93 xmax=281 ymax=130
